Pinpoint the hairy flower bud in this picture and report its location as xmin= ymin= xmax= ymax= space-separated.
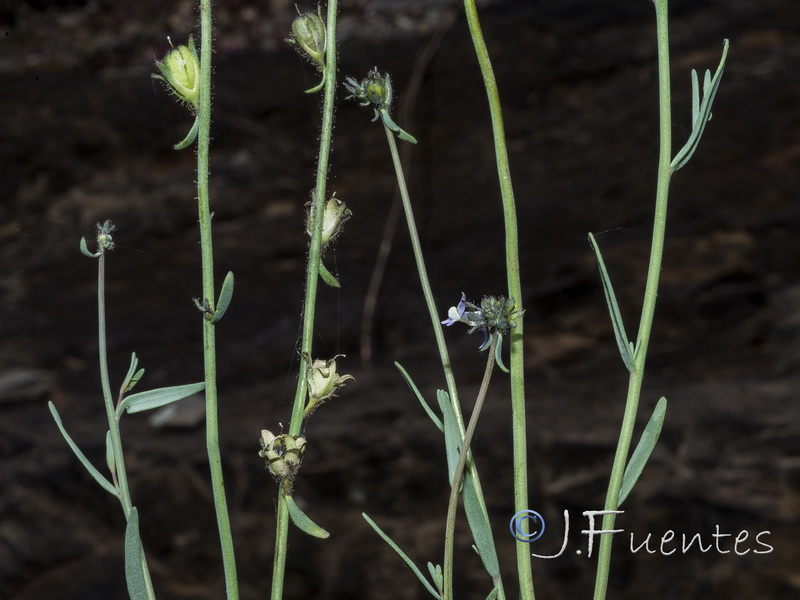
xmin=306 ymin=196 xmax=352 ymax=247
xmin=287 ymin=10 xmax=326 ymax=71
xmin=96 ymin=220 xmax=116 ymax=251
xmin=154 ymin=36 xmax=200 ymax=109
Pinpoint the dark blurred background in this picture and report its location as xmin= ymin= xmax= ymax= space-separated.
xmin=2 ymin=0 xmax=799 ymax=598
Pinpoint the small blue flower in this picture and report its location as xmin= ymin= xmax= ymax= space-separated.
xmin=441 ymin=292 xmax=468 ymax=326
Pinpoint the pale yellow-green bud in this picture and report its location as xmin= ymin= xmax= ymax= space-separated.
xmin=287 ymin=10 xmax=326 ymax=71
xmin=306 ymin=196 xmax=352 ymax=247
xmin=304 ymin=354 xmax=354 ymax=416
xmin=154 ymin=36 xmax=200 ymax=109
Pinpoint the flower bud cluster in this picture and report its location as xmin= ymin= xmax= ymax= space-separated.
xmin=96 ymin=220 xmax=116 ymax=252
xmin=259 ymin=430 xmax=307 ymax=489
xmin=343 ymin=67 xmax=393 ymax=115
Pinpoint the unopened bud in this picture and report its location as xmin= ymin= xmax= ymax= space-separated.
xmin=287 ymin=10 xmax=326 ymax=71
xmin=344 ymin=68 xmax=393 ymax=112
xmin=154 ymin=36 xmax=200 ymax=109
xmin=306 ymin=196 xmax=352 ymax=247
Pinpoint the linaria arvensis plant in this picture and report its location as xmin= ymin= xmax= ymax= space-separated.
xmin=50 ymin=0 xmax=729 ymax=598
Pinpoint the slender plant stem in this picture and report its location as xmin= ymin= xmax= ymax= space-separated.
xmin=383 ymin=123 xmax=504 ymax=600
xmin=461 ymin=2 xmax=531 ymax=598
xmin=592 ymin=2 xmax=673 ymax=599
xmin=98 ymin=253 xmax=132 ymax=515
xmin=195 ymin=1 xmax=239 ymax=598
xmin=269 ymin=3 xmax=339 ymax=599
xmin=360 ymin=14 xmax=455 ymax=366
xmin=382 ymin=123 xmax=462 ymax=429
xmin=443 ymin=337 xmax=496 ymax=600
xmin=97 ymin=251 xmax=157 ymax=600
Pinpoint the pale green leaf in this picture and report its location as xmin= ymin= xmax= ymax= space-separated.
xmin=618 ymin=397 xmax=667 ymax=506
xmin=588 ymin=233 xmax=635 ymax=371
xmin=79 ymin=237 xmax=101 ymax=258
xmin=124 ymin=507 xmax=149 ymax=600
xmin=426 ymin=562 xmax=443 ymax=593
xmin=49 ymin=402 xmax=118 ymax=497
xmin=463 ymin=467 xmax=500 ymax=577
xmin=210 ymin=271 xmax=234 ymax=323
xmin=121 ymin=353 xmax=144 ymax=395
xmin=690 ymin=69 xmax=700 ymax=125
xmin=125 ymin=369 xmax=145 ymax=394
xmin=671 ymin=39 xmax=729 ymax=172
xmin=319 ymin=261 xmax=340 ymax=288
xmin=395 ymin=362 xmax=443 ymax=431
xmin=286 ymin=496 xmax=330 ymax=539
xmin=117 ymin=382 xmax=205 ymax=416
xmin=362 ymin=513 xmax=439 ymax=599
xmin=173 ymin=117 xmax=199 ymax=150
xmin=105 ymin=430 xmax=116 ymax=476
xmin=493 ymin=334 xmax=509 ymax=373
xmin=437 ymin=390 xmax=460 ymax=486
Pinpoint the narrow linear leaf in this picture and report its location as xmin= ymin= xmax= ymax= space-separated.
xmin=121 ymin=353 xmax=139 ymax=394
xmin=395 ymin=128 xmax=418 ymax=145
xmin=319 ymin=261 xmax=340 ymax=288
xmin=210 ymin=271 xmax=234 ymax=323
xmin=79 ymin=236 xmax=101 ymax=258
xmin=380 ymin=110 xmax=418 ymax=144
xmin=493 ymin=335 xmax=509 ymax=374
xmin=671 ymin=39 xmax=729 ymax=171
xmin=286 ymin=495 xmax=330 ymax=539
xmin=395 ymin=362 xmax=443 ymax=431
xmin=434 ymin=391 xmax=500 ymax=581
xmin=618 ymin=396 xmax=668 ymax=506
xmin=437 ymin=390 xmax=461 ymax=486
xmin=173 ymin=117 xmax=199 ymax=150
xmin=48 ymin=402 xmax=118 ymax=497
xmin=485 ymin=588 xmax=498 ymax=600
xmin=117 ymin=382 xmax=205 ymax=416
xmin=362 ymin=513 xmax=440 ymax=599
xmin=426 ymin=562 xmax=443 ymax=593
xmin=126 ymin=369 xmax=145 ymax=394
xmin=124 ymin=507 xmax=149 ymax=600
xmin=690 ymin=69 xmax=700 ymax=125
xmin=588 ymin=233 xmax=635 ymax=371
xmin=304 ymin=73 xmax=326 ymax=94
xmin=463 ymin=467 xmax=500 ymax=578
xmin=105 ymin=430 xmax=116 ymax=476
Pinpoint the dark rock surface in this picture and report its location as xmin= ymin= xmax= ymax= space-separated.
xmin=2 ymin=0 xmax=800 ymax=598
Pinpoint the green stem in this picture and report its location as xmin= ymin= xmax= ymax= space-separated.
xmin=383 ymin=123 xmax=504 ymax=600
xmin=98 ymin=253 xmax=131 ymax=515
xmin=381 ymin=124 xmax=461 ymax=421
xmin=443 ymin=337 xmax=497 ymax=600
xmin=461 ymin=2 xmax=531 ymax=598
xmin=592 ymin=2 xmax=672 ymax=599
xmin=196 ymin=1 xmax=239 ymax=598
xmin=97 ymin=252 xmax=156 ymax=600
xmin=270 ymin=3 xmax=339 ymax=599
